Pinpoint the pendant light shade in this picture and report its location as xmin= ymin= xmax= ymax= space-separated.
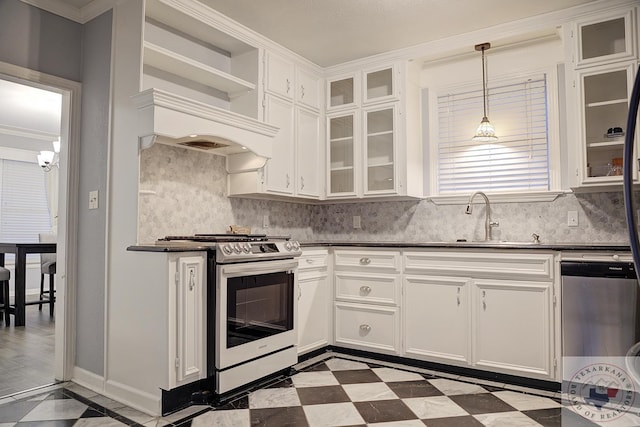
xmin=472 ymin=42 xmax=498 ymax=142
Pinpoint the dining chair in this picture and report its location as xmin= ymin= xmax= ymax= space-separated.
xmin=0 ymin=266 xmax=10 ymax=325
xmin=38 ymin=233 xmax=56 ymax=316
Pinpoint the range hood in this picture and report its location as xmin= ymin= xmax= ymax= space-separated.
xmin=131 ymin=89 xmax=278 ymax=170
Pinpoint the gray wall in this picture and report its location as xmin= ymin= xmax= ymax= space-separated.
xmin=0 ymin=0 xmax=82 ymax=82
xmin=76 ymin=10 xmax=112 ymax=376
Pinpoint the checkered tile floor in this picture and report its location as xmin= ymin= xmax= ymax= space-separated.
xmin=2 ymin=355 xmax=639 ymax=426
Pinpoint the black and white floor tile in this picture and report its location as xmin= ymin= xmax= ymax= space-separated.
xmin=2 ymin=355 xmax=639 ymax=426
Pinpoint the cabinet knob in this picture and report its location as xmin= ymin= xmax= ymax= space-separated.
xmin=300 ymin=85 xmax=305 ymax=99
xmin=360 ymin=285 xmax=372 ymax=294
xmin=306 ymin=258 xmax=314 ymax=264
xmin=359 ymin=257 xmax=371 ymax=265
xmin=286 ymin=173 xmax=290 ymax=188
xmin=286 ymin=78 xmax=291 ymax=94
xmin=359 ymin=324 xmax=371 ymax=333
xmin=613 ymin=254 xmax=620 ymax=261
xmin=457 ymin=296 xmax=461 ymax=306
xmin=301 ymin=176 xmax=305 ymax=190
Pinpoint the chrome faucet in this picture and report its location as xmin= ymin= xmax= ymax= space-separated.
xmin=465 ymin=191 xmax=499 ymax=241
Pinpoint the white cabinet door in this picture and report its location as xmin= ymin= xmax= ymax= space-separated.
xmin=298 ymin=274 xmax=331 ymax=354
xmin=265 ymin=52 xmax=294 ymax=100
xmin=296 ymin=107 xmax=321 ymax=198
xmin=175 ymin=256 xmax=205 ymax=384
xmin=296 ymin=67 xmax=321 ymax=110
xmin=264 ymin=95 xmax=295 ymax=194
xmin=473 ymin=279 xmax=553 ymax=379
xmin=404 ymin=276 xmax=470 ymax=365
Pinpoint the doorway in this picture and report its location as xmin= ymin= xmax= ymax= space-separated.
xmin=0 ymin=61 xmax=80 ymax=396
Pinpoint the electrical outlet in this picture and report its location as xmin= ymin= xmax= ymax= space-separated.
xmin=353 ymin=215 xmax=361 ymax=229
xmin=89 ymin=190 xmax=98 ymax=210
xmin=567 ymin=210 xmax=578 ymax=227
xmin=263 ymin=214 xmax=269 ymax=228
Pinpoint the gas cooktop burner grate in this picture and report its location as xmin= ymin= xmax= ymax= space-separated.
xmin=159 ymin=234 xmax=290 ymax=243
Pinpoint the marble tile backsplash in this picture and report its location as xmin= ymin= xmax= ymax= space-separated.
xmin=139 ymin=144 xmax=630 ymax=245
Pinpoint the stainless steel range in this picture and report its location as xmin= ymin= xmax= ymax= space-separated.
xmin=159 ymin=234 xmax=301 ymax=396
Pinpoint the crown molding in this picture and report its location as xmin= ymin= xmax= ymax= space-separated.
xmin=20 ymin=0 xmax=115 ymax=24
xmin=0 ymin=124 xmax=58 ymax=141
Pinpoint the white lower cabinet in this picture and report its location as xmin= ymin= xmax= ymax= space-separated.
xmin=402 ymin=249 xmax=558 ymax=381
xmin=169 ymin=255 xmax=207 ymax=387
xmin=297 ymin=248 xmax=331 ymax=354
xmin=473 ymin=279 xmax=552 ymax=378
xmin=335 ymin=302 xmax=399 ymax=354
xmin=333 ymin=249 xmax=401 ymax=355
xmin=403 ymin=276 xmax=470 ymax=365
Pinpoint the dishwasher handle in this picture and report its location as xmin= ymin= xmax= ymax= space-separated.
xmin=561 ymin=261 xmax=637 ymax=279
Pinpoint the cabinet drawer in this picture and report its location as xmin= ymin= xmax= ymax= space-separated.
xmin=334 ymin=250 xmax=401 ymax=272
xmin=334 ymin=302 xmax=399 ymax=353
xmin=335 ymin=273 xmax=399 ymax=305
xmin=299 ymin=249 xmax=329 ymax=271
xmin=404 ymin=250 xmax=554 ymax=281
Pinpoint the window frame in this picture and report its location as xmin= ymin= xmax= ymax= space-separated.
xmin=426 ymin=66 xmax=564 ymax=204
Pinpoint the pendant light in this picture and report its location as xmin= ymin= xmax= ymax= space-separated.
xmin=472 ymin=42 xmax=498 ymax=142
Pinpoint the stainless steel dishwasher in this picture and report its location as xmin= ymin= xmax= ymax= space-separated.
xmin=562 ymin=261 xmax=640 ymax=357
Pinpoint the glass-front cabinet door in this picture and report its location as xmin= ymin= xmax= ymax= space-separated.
xmin=327 ymin=75 xmax=357 ymax=111
xmin=576 ymin=9 xmax=635 ymax=67
xmin=579 ymin=61 xmax=636 ymax=182
xmin=328 ymin=113 xmax=357 ymax=196
xmin=363 ymin=105 xmax=396 ymax=194
xmin=363 ymin=65 xmax=396 ymax=105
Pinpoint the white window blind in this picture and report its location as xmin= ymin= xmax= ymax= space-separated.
xmin=437 ymin=75 xmax=549 ymax=194
xmin=0 ymin=160 xmax=51 ymax=246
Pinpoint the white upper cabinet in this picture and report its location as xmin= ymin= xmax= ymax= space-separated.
xmin=326 ymin=61 xmax=423 ymax=200
xmin=363 ymin=64 xmax=398 ymax=105
xmin=228 ymin=50 xmax=323 ymax=200
xmin=296 ymin=67 xmax=321 ymax=110
xmin=265 ymin=52 xmax=295 ymax=100
xmin=327 ymin=73 xmax=358 ymax=111
xmin=575 ymin=8 xmax=637 ymax=68
xmin=565 ymin=5 xmax=639 ymax=190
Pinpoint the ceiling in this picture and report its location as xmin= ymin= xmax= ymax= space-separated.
xmin=42 ymin=0 xmax=601 ymax=67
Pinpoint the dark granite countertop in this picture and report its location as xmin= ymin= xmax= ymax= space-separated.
xmin=299 ymin=241 xmax=631 ymax=251
xmin=128 ymin=241 xmax=631 ymax=252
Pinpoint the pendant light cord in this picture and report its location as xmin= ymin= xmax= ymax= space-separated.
xmin=481 ymin=46 xmax=487 ymax=118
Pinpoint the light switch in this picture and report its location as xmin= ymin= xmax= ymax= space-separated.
xmin=567 ymin=210 xmax=578 ymax=227
xmin=353 ymin=215 xmax=361 ymax=229
xmin=89 ymin=190 xmax=98 ymax=210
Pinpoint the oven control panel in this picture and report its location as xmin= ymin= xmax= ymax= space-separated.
xmin=217 ymin=240 xmax=301 ymax=262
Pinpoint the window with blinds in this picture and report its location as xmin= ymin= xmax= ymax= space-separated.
xmin=437 ymin=74 xmax=549 ymax=194
xmin=0 ymin=159 xmax=51 ymax=259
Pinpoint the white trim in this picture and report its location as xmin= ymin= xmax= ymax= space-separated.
xmin=19 ymin=0 xmax=116 ymax=24
xmin=0 ymin=60 xmax=81 ymax=384
xmin=428 ymin=191 xmax=569 ymax=205
xmin=71 ymin=366 xmax=105 ymax=396
xmin=104 ymin=379 xmax=161 ymax=416
xmin=0 ymin=147 xmax=39 ymax=163
xmin=0 ymin=124 xmax=58 ymax=142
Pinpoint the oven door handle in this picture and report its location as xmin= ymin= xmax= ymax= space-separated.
xmin=220 ymin=259 xmax=299 ymax=277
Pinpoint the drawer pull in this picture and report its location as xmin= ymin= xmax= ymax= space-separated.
xmin=359 ymin=324 xmax=371 ymax=333
xmin=359 ymin=257 xmax=371 ymax=265
xmin=360 ymin=286 xmax=372 ymax=294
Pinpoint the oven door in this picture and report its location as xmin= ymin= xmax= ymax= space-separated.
xmin=216 ymin=259 xmax=298 ymax=370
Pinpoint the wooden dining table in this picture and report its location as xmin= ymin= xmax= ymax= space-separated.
xmin=0 ymin=242 xmax=56 ymax=326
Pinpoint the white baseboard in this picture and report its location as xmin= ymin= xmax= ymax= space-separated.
xmin=71 ymin=366 xmax=105 ymax=394
xmin=104 ymin=379 xmax=161 ymax=416
xmin=71 ymin=366 xmax=161 ymax=416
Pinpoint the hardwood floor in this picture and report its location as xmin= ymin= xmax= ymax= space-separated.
xmin=0 ymin=303 xmax=55 ymax=397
